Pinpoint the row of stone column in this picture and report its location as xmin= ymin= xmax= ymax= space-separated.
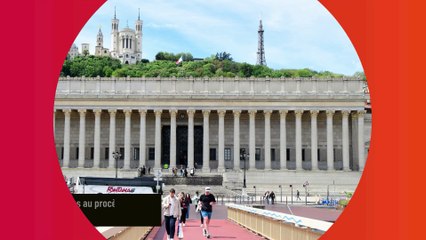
xmin=55 ymin=108 xmax=366 ymax=172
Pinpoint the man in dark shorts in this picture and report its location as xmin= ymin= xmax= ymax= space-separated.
xmin=198 ymin=187 xmax=216 ymax=238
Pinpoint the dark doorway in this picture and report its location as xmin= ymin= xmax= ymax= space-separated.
xmin=194 ymin=126 xmax=203 ymax=168
xmin=161 ymin=125 xmax=203 ymax=168
xmin=176 ymin=126 xmax=188 ymax=167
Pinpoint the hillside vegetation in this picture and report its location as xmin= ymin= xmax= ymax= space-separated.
xmin=61 ymin=53 xmax=363 ymax=79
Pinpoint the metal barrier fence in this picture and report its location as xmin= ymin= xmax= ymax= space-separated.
xmin=216 ymin=195 xmax=257 ymax=205
xmin=215 ymin=195 xmax=325 ymax=206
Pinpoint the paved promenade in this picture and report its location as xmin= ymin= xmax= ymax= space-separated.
xmin=150 ymin=204 xmax=264 ymax=240
xmin=148 ymin=203 xmax=340 ymax=239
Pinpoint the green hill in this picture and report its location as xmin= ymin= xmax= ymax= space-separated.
xmin=61 ymin=54 xmax=361 ymax=79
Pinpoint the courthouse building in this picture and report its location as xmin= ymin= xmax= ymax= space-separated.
xmin=55 ymin=76 xmax=371 ymax=187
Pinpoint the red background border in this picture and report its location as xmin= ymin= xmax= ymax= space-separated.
xmin=1 ymin=0 xmax=423 ymax=239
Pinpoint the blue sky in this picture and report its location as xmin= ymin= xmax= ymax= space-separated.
xmin=73 ymin=0 xmax=363 ymax=75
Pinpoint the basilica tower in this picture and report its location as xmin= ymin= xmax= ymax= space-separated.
xmin=95 ymin=27 xmax=103 ymax=56
xmin=111 ymin=7 xmax=119 ymax=58
xmin=135 ymin=8 xmax=143 ymax=61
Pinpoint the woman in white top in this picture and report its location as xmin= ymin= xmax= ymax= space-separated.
xmin=162 ymin=188 xmax=181 ymax=240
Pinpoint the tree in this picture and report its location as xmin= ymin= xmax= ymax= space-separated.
xmin=215 ymin=52 xmax=233 ymax=61
xmin=352 ymin=71 xmax=366 ymax=80
xmin=239 ymin=63 xmax=253 ymax=77
xmin=297 ymin=68 xmax=316 ymax=78
xmin=155 ymin=52 xmax=193 ymax=62
xmin=155 ymin=52 xmax=165 ymax=60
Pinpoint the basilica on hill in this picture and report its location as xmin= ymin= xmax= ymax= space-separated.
xmin=69 ymin=8 xmax=143 ymax=64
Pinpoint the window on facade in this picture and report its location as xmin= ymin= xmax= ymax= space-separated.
xmin=76 ymin=147 xmax=79 ymax=159
xmin=224 ymin=148 xmax=231 ymax=161
xmin=90 ymin=147 xmax=94 ymax=160
xmin=60 ymin=147 xmax=64 ymax=160
xmin=120 ymin=148 xmax=125 ymax=160
xmin=255 ymin=148 xmax=261 ymax=161
xmin=271 ymin=148 xmax=276 ymax=161
xmin=333 ymin=149 xmax=336 ymax=161
xmin=134 ymin=148 xmax=140 ymax=160
xmin=302 ymin=149 xmax=305 ymax=161
xmin=210 ymin=148 xmax=217 ymax=161
xmin=286 ymin=148 xmax=290 ymax=161
xmin=317 ymin=149 xmax=321 ymax=161
xmin=105 ymin=147 xmax=109 ymax=160
xmin=148 ymin=148 xmax=155 ymax=160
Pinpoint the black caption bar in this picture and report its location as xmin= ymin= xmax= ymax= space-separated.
xmin=73 ymin=194 xmax=161 ymax=226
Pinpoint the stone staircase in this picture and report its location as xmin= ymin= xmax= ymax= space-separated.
xmin=162 ymin=175 xmax=223 ymax=186
xmin=161 ymin=185 xmax=238 ymax=197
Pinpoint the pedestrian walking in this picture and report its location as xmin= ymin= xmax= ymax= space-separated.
xmin=178 ymin=192 xmax=188 ymax=226
xmin=192 ymin=191 xmax=204 ymax=227
xmin=296 ymin=190 xmax=301 ymax=200
xmin=198 ymin=187 xmax=216 ymax=238
xmin=184 ymin=193 xmax=192 ymax=220
xmin=263 ymin=191 xmax=270 ymax=204
xmin=270 ymin=191 xmax=275 ymax=205
xmin=162 ymin=188 xmax=181 ymax=240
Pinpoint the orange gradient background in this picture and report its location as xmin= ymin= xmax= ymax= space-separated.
xmin=0 ymin=0 xmax=424 ymax=239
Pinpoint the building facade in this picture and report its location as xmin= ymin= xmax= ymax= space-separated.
xmin=54 ymin=77 xmax=370 ymax=175
xmin=81 ymin=43 xmax=90 ymax=55
xmin=67 ymin=9 xmax=143 ymax=64
xmin=68 ymin=44 xmax=79 ymax=59
xmin=109 ymin=9 xmax=142 ymax=64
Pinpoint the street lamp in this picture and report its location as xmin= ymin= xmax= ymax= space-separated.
xmin=253 ymin=186 xmax=256 ymax=203
xmin=113 ymin=151 xmax=121 ymax=178
xmin=290 ymin=184 xmax=293 ymax=204
xmin=240 ymin=149 xmax=249 ymax=188
xmin=279 ymin=185 xmax=282 ymax=203
xmin=327 ymin=184 xmax=330 ymax=202
xmin=303 ymin=181 xmax=309 ymax=206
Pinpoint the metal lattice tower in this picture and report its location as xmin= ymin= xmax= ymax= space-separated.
xmin=257 ymin=19 xmax=266 ymax=66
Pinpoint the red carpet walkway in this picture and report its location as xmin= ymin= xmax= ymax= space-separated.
xmin=148 ymin=203 xmax=338 ymax=239
xmin=154 ymin=219 xmax=264 ymax=240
